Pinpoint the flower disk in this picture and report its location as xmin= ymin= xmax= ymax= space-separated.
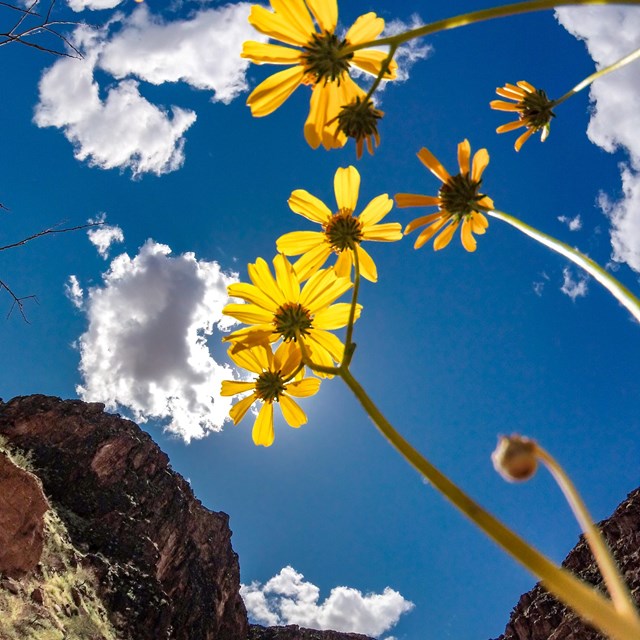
xmin=395 ymin=140 xmax=493 ymax=252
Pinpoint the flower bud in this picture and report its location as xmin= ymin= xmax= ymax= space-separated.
xmin=492 ymin=434 xmax=538 ymax=482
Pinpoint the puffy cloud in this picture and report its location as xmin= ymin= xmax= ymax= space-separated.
xmin=560 ymin=267 xmax=589 ymax=301
xmin=383 ymin=15 xmax=432 ymax=83
xmin=99 ymin=3 xmax=261 ymax=104
xmin=557 ymin=214 xmax=582 ymax=231
xmin=67 ymin=0 xmax=125 ymax=10
xmin=241 ymin=566 xmax=413 ymax=638
xmin=87 ymin=214 xmax=124 ymax=259
xmin=65 ymin=275 xmax=84 ymax=309
xmin=555 ymin=7 xmax=640 ymax=272
xmin=75 ymin=239 xmax=238 ymax=442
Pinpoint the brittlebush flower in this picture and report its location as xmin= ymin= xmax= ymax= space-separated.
xmin=336 ymin=97 xmax=384 ymax=159
xmin=222 ymin=254 xmax=359 ymax=374
xmin=222 ymin=341 xmax=320 ymax=447
xmin=395 ymin=140 xmax=493 ymax=252
xmin=276 ymin=165 xmax=402 ymax=282
xmin=490 ymin=81 xmax=556 ymax=151
xmin=241 ymin=0 xmax=397 ymax=150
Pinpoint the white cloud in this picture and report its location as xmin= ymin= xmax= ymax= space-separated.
xmin=557 ymin=214 xmax=582 ymax=231
xmin=560 ymin=267 xmax=589 ymax=301
xmin=99 ymin=3 xmax=261 ymax=104
xmin=67 ymin=0 xmax=125 ymax=11
xmin=75 ymin=239 xmax=239 ymax=442
xmin=383 ymin=15 xmax=432 ymax=83
xmin=555 ymin=7 xmax=640 ymax=272
xmin=241 ymin=566 xmax=413 ymax=638
xmin=65 ymin=275 xmax=84 ymax=309
xmin=87 ymin=214 xmax=124 ymax=259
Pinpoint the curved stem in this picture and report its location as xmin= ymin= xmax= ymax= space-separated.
xmin=535 ymin=445 xmax=639 ymax=619
xmin=343 ymin=248 xmax=361 ymax=367
xmin=295 ymin=331 xmax=341 ymax=376
xmin=339 ymin=366 xmax=640 ymax=640
xmin=342 ymin=0 xmax=640 ymax=54
xmin=486 ymin=209 xmax=640 ymax=324
xmin=553 ymin=45 xmax=640 ymax=106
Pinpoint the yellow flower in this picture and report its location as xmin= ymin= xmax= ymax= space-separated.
xmin=223 ymin=254 xmax=359 ymax=374
xmin=276 ymin=166 xmax=402 ymax=282
xmin=490 ymin=80 xmax=556 ymax=151
xmin=222 ymin=341 xmax=321 ymax=447
xmin=241 ymin=0 xmax=397 ymax=149
xmin=395 ymin=140 xmax=493 ymax=252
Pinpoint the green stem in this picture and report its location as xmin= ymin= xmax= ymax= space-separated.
xmin=362 ymin=43 xmax=398 ymax=104
xmin=535 ymin=445 xmax=639 ymax=619
xmin=343 ymin=248 xmax=361 ymax=367
xmin=339 ymin=366 xmax=640 ymax=640
xmin=553 ymin=45 xmax=640 ymax=106
xmin=342 ymin=0 xmax=640 ymax=54
xmin=486 ymin=209 xmax=640 ymax=324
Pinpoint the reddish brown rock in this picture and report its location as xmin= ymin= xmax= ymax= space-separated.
xmin=0 ymin=452 xmax=48 ymax=577
xmin=493 ymin=487 xmax=640 ymax=640
xmin=0 ymin=395 xmax=247 ymax=640
xmin=249 ymin=624 xmax=374 ymax=640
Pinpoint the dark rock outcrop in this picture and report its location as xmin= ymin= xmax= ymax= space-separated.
xmin=0 ymin=452 xmax=49 ymax=576
xmin=494 ymin=487 xmax=640 ymax=640
xmin=0 ymin=395 xmax=247 ymax=640
xmin=249 ymin=624 xmax=375 ymax=640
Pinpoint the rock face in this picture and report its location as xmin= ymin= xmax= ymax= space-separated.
xmin=0 ymin=395 xmax=247 ymax=640
xmin=249 ymin=624 xmax=375 ymax=640
xmin=0 ymin=452 xmax=49 ymax=577
xmin=493 ymin=487 xmax=640 ymax=640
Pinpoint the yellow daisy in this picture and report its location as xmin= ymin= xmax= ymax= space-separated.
xmin=276 ymin=165 xmax=402 ymax=283
xmin=395 ymin=140 xmax=494 ymax=252
xmin=222 ymin=341 xmax=320 ymax=447
xmin=241 ymin=0 xmax=397 ymax=149
xmin=490 ymin=81 xmax=556 ymax=151
xmin=222 ymin=254 xmax=359 ymax=374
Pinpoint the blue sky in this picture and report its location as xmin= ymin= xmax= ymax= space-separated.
xmin=2 ymin=1 xmax=640 ymax=638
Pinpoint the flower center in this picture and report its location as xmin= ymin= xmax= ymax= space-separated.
xmin=254 ymin=370 xmax=286 ymax=403
xmin=324 ymin=209 xmax=363 ymax=251
xmin=301 ymin=32 xmax=353 ymax=84
xmin=273 ymin=302 xmax=313 ymax=341
xmin=519 ymin=89 xmax=556 ymax=130
xmin=439 ymin=174 xmax=487 ymax=219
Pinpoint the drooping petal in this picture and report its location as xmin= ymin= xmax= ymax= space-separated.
xmin=321 ymin=79 xmax=350 ymax=149
xmin=355 ymin=244 xmax=377 ymax=282
xmin=304 ymin=81 xmax=331 ymax=149
xmin=247 ymin=65 xmax=305 ymax=117
xmin=308 ymin=328 xmax=345 ymax=362
xmin=222 ymin=303 xmax=274 ymax=325
xmin=293 ymin=243 xmax=332 ymax=282
xmin=478 ymin=196 xmax=494 ymax=211
xmin=394 ymin=193 xmax=441 ymax=208
xmin=457 ymin=139 xmax=471 ymax=175
xmin=288 ymin=189 xmax=332 ymax=223
xmin=414 ymin=216 xmax=449 ymax=249
xmin=352 ymin=49 xmax=397 ymax=79
xmin=249 ymin=3 xmax=313 ymax=46
xmin=334 ymin=166 xmax=360 ymax=212
xmin=252 ymin=402 xmax=275 ymax=446
xmin=229 ymin=393 xmax=257 ymax=425
xmin=273 ymin=254 xmax=301 ymax=302
xmin=361 ymin=222 xmax=403 ymax=241
xmin=312 ymin=302 xmax=355 ymax=330
xmin=417 ymin=147 xmax=451 ymax=183
xmin=496 ymin=120 xmax=526 ymax=133
xmin=471 ymin=148 xmax=490 ymax=182
xmin=359 ymin=194 xmax=393 ymax=226
xmin=277 ymin=231 xmax=325 ymax=255
xmin=333 ymin=249 xmax=353 ymax=280
xmin=286 ymin=377 xmax=321 ymax=397
xmin=433 ymin=219 xmax=460 ymax=251
xmin=304 ymin=336 xmax=337 ymax=377
xmin=404 ymin=212 xmax=445 ymax=235
xmin=305 ymin=0 xmax=337 ymax=33
xmin=279 ymin=395 xmax=307 ymax=427
xmin=221 ymin=380 xmax=256 ymax=397
xmin=241 ymin=41 xmax=302 ymax=65
xmin=515 ymin=128 xmax=534 ymax=152
xmin=345 ymin=12 xmax=385 ymax=45
xmin=273 ymin=340 xmax=300 ymax=377
xmin=460 ymin=218 xmax=477 ymax=252
xmin=471 ymin=212 xmax=489 ymax=233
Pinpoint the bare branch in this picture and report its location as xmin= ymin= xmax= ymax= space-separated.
xmin=0 ymin=278 xmax=37 ymax=323
xmin=0 ymin=221 xmax=102 ymax=253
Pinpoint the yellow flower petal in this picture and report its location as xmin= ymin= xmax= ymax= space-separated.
xmin=227 ymin=282 xmax=276 ymax=310
xmin=288 ymin=189 xmax=332 ymax=223
xmin=489 ymin=100 xmax=521 ymax=112
xmin=221 ymin=380 xmax=255 ymax=397
xmin=247 ymin=65 xmax=305 ymax=117
xmin=361 ymin=222 xmax=403 ymax=242
xmin=497 ymin=120 xmax=526 ymax=133
xmin=222 ymin=303 xmax=274 ymax=325
xmin=515 ymin=127 xmax=534 ymax=152
xmin=312 ymin=302 xmax=355 ymax=330
xmin=404 ymin=212 xmax=445 ymax=235
xmin=359 ymin=194 xmax=393 ymax=226
xmin=241 ymin=41 xmax=302 ymax=65
xmin=273 ymin=340 xmax=300 ymax=377
xmin=293 ymin=244 xmax=333 ymax=282
xmin=229 ymin=343 xmax=270 ymax=374
xmin=333 ymin=249 xmax=353 ymax=280
xmin=496 ymin=86 xmax=525 ymax=100
xmin=248 ymin=4 xmax=313 ymax=47
xmin=517 ymin=80 xmax=536 ymax=93
xmin=305 ymin=0 xmax=337 ymax=33
xmin=252 ymin=402 xmax=275 ymax=446
xmin=301 ymin=270 xmax=351 ymax=313
xmin=286 ymin=377 xmax=321 ymax=398
xmin=345 ymin=12 xmax=384 ymax=45
xmin=433 ymin=219 xmax=460 ymax=251
xmin=334 ymin=166 xmax=360 ymax=212
xmin=277 ymin=230 xmax=325 ymax=255
xmin=279 ymin=395 xmax=307 ymax=427
xmin=273 ymin=254 xmax=300 ymax=302
xmin=471 ymin=148 xmax=490 ymax=182
xmin=478 ymin=196 xmax=494 ymax=210
xmin=308 ymin=328 xmax=345 ymax=362
xmin=248 ymin=258 xmax=285 ymax=306
xmin=304 ymin=337 xmax=336 ymax=377
xmin=230 ymin=393 xmax=257 ymax=425
xmin=356 ymin=244 xmax=377 ymax=282
xmin=414 ymin=216 xmax=449 ymax=249
xmin=395 ymin=193 xmax=440 ymax=208
xmin=304 ymin=81 xmax=331 ymax=150
xmin=417 ymin=147 xmax=451 ymax=183
xmin=472 ymin=212 xmax=489 ymax=233
xmin=351 ymin=49 xmax=397 ymax=79
xmin=458 ymin=139 xmax=471 ymax=175
xmin=461 ymin=218 xmax=477 ymax=252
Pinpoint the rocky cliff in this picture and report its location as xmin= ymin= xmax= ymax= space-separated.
xmin=0 ymin=395 xmax=374 ymax=640
xmin=493 ymin=487 xmax=640 ymax=640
